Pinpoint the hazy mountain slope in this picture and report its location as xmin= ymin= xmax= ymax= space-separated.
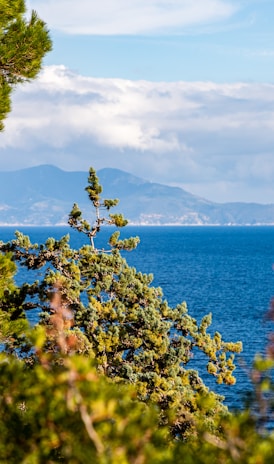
xmin=0 ymin=165 xmax=87 ymax=225
xmin=0 ymin=165 xmax=274 ymax=225
xmin=0 ymin=165 xmax=87 ymax=204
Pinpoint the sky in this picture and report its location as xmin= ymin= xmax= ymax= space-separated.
xmin=1 ymin=0 xmax=274 ymax=203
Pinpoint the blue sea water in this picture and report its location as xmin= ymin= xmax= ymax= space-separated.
xmin=1 ymin=225 xmax=274 ymax=411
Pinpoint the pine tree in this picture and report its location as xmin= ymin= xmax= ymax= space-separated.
xmin=0 ymin=251 xmax=28 ymax=350
xmin=0 ymin=167 xmax=242 ymax=440
xmin=0 ymin=0 xmax=52 ymax=130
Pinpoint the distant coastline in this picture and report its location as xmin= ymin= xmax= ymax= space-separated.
xmin=2 ymin=222 xmax=274 ymax=227
xmin=1 ymin=165 xmax=274 ymax=226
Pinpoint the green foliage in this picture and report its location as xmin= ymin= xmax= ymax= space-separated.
xmin=172 ymin=411 xmax=274 ymax=463
xmin=173 ymin=312 xmax=274 ymax=463
xmin=0 ymin=75 xmax=11 ymax=131
xmin=0 ymin=0 xmax=52 ymax=129
xmin=248 ymin=306 xmax=274 ymax=431
xmin=0 ymin=321 xmax=273 ymax=463
xmin=85 ymin=167 xmax=103 ymax=204
xmin=68 ymin=168 xmax=131 ymax=250
xmin=0 ymin=167 xmax=242 ymax=440
xmin=0 ymin=325 xmax=171 ymax=463
xmin=1 ymin=167 xmax=274 ymax=461
xmin=0 ymin=252 xmax=28 ymax=349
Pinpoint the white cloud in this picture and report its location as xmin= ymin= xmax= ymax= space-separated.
xmin=2 ymin=65 xmax=274 ymax=203
xmin=2 ymin=66 xmax=195 ymax=153
xmin=28 ymin=0 xmax=237 ymax=35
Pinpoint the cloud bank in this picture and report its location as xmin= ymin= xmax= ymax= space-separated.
xmin=28 ymin=0 xmax=237 ymax=35
xmin=1 ymin=65 xmax=274 ymax=203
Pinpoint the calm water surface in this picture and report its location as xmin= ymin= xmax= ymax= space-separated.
xmin=1 ymin=225 xmax=274 ymax=410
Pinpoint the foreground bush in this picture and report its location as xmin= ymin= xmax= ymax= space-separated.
xmin=0 ymin=329 xmax=170 ymax=463
xmin=0 ymin=322 xmax=273 ymax=463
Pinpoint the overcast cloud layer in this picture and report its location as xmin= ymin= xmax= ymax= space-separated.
xmin=28 ymin=0 xmax=237 ymax=35
xmin=1 ymin=66 xmax=274 ymax=203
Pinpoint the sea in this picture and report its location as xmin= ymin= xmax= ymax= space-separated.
xmin=1 ymin=225 xmax=274 ymax=412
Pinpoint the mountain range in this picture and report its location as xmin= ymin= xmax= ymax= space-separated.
xmin=0 ymin=165 xmax=274 ymax=226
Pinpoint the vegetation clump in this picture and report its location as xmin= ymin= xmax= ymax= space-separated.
xmin=0 ymin=168 xmax=242 ymax=433
xmin=0 ymin=0 xmax=52 ymax=130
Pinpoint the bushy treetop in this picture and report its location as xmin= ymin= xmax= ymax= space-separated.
xmin=0 ymin=0 xmax=52 ymax=130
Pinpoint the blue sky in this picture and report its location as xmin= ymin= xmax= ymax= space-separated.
xmin=42 ymin=0 xmax=274 ymax=83
xmin=1 ymin=0 xmax=274 ymax=203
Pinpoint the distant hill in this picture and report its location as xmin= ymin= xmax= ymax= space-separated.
xmin=0 ymin=165 xmax=274 ymax=225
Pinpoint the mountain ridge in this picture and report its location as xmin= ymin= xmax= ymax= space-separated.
xmin=0 ymin=165 xmax=274 ymax=226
